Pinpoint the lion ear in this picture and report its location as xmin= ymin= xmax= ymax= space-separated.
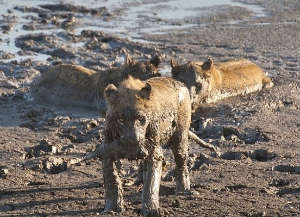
xmin=139 ymin=83 xmax=151 ymax=99
xmin=150 ymin=55 xmax=161 ymax=68
xmin=125 ymin=55 xmax=136 ymax=65
xmin=170 ymin=58 xmax=177 ymax=68
xmin=202 ymin=57 xmax=214 ymax=70
xmin=104 ymin=84 xmax=119 ymax=105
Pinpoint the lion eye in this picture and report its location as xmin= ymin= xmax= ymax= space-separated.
xmin=137 ymin=114 xmax=146 ymax=125
xmin=203 ymin=72 xmax=211 ymax=79
xmin=195 ymin=83 xmax=202 ymax=94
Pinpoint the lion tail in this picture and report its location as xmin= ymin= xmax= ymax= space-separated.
xmin=188 ymin=131 xmax=221 ymax=157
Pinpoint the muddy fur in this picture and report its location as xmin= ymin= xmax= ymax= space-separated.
xmin=32 ymin=55 xmax=161 ymax=110
xmin=171 ymin=57 xmax=273 ymax=111
xmin=102 ymin=76 xmax=191 ymax=216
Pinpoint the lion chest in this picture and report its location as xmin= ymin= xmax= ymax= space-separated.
xmin=146 ymin=110 xmax=177 ymax=145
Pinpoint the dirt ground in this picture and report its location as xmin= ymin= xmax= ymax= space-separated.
xmin=0 ymin=0 xmax=299 ymax=216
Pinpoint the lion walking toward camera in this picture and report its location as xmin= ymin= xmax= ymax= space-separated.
xmin=100 ymin=76 xmax=191 ymax=217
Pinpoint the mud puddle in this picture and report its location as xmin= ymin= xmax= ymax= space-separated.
xmin=0 ymin=0 xmax=268 ymax=63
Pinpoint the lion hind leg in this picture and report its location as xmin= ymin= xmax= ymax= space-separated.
xmin=170 ymin=132 xmax=191 ymax=194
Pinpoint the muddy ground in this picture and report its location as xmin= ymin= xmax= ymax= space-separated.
xmin=0 ymin=0 xmax=299 ymax=216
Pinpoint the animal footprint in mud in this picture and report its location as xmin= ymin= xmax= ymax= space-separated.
xmin=272 ymin=165 xmax=300 ymax=174
xmin=248 ymin=149 xmax=276 ymax=161
xmin=220 ymin=149 xmax=276 ymax=162
xmin=220 ymin=151 xmax=247 ymax=160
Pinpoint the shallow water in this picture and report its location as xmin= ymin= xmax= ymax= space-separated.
xmin=0 ymin=0 xmax=267 ymax=62
xmin=129 ymin=0 xmax=266 ymax=20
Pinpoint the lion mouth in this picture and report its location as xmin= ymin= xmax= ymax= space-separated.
xmin=100 ymin=138 xmax=149 ymax=160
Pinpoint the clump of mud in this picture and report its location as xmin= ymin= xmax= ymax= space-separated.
xmin=39 ymin=3 xmax=110 ymax=16
xmin=58 ymin=118 xmax=104 ymax=143
xmin=0 ymin=166 xmax=9 ymax=178
xmin=43 ymin=156 xmax=68 ymax=174
xmin=23 ymin=139 xmax=61 ymax=159
xmin=192 ymin=118 xmax=269 ymax=146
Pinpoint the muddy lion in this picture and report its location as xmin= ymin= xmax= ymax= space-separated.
xmin=32 ymin=55 xmax=161 ymax=110
xmin=171 ymin=57 xmax=273 ymax=110
xmin=69 ymin=76 xmax=219 ymax=217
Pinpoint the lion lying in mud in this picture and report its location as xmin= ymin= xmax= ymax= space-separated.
xmin=32 ymin=55 xmax=161 ymax=110
xmin=171 ymin=57 xmax=273 ymax=110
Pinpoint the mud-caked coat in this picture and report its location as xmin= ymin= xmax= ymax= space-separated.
xmin=101 ymin=76 xmax=192 ymax=217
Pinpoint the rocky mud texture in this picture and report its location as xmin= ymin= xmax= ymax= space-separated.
xmin=0 ymin=0 xmax=299 ymax=217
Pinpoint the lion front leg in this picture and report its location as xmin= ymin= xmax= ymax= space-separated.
xmin=142 ymin=147 xmax=163 ymax=217
xmin=102 ymin=157 xmax=124 ymax=212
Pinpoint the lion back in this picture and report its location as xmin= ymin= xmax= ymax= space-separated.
xmin=32 ymin=64 xmax=102 ymax=108
xmin=218 ymin=59 xmax=273 ymax=90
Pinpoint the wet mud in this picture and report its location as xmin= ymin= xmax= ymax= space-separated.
xmin=0 ymin=0 xmax=299 ymax=216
